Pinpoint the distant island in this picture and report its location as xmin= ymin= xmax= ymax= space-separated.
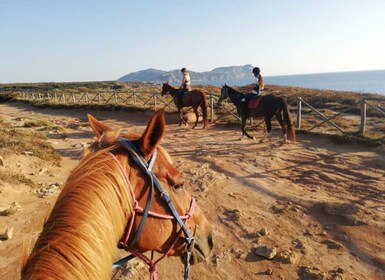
xmin=117 ymin=64 xmax=255 ymax=86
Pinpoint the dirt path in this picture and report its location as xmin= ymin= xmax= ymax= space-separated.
xmin=0 ymin=101 xmax=384 ymax=280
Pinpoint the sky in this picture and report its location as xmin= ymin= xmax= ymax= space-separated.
xmin=1 ymin=0 xmax=385 ymax=83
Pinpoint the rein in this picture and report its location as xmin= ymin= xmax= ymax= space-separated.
xmin=111 ymin=138 xmax=196 ymax=280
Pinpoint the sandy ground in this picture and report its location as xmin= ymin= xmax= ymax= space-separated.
xmin=0 ymin=101 xmax=384 ymax=280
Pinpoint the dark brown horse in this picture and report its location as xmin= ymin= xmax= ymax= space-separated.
xmin=161 ymin=83 xmax=209 ymax=129
xmin=218 ymin=85 xmax=296 ymax=143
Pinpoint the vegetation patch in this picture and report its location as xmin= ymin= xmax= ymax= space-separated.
xmin=0 ymin=170 xmax=35 ymax=188
xmin=0 ymin=121 xmax=61 ymax=164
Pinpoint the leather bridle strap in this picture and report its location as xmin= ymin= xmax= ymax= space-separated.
xmin=118 ymin=139 xmax=155 ymax=249
xmin=112 ymin=138 xmax=195 ymax=280
xmin=118 ymin=138 xmax=194 ymax=246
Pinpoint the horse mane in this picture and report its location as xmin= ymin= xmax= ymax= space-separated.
xmin=22 ymin=131 xmax=133 ymax=280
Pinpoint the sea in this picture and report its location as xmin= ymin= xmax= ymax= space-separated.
xmin=201 ymin=69 xmax=385 ymax=95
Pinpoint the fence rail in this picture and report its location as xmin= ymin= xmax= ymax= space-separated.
xmin=297 ymin=97 xmax=385 ymax=136
xmin=12 ymin=90 xmax=385 ymax=137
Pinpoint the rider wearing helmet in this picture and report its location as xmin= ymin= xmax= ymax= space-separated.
xmin=251 ymin=67 xmax=264 ymax=95
xmin=177 ymin=67 xmax=191 ymax=107
xmin=240 ymin=66 xmax=264 ymax=104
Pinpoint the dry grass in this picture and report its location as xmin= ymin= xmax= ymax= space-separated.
xmin=0 ymin=170 xmax=35 ymax=188
xmin=0 ymin=121 xmax=61 ymax=164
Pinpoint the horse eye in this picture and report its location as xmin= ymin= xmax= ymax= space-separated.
xmin=172 ymin=182 xmax=184 ymax=192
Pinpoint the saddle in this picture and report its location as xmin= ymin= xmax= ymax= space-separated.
xmin=247 ymin=97 xmax=261 ymax=109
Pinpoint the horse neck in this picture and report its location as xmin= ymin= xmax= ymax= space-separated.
xmin=22 ymin=150 xmax=132 ymax=280
xmin=165 ymin=85 xmax=178 ymax=97
xmin=226 ymin=87 xmax=242 ymax=105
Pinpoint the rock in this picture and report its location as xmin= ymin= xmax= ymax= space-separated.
xmin=259 ymin=228 xmax=269 ymax=236
xmin=254 ymin=245 xmax=277 ymax=259
xmin=213 ymin=250 xmax=232 ymax=265
xmin=21 ymin=151 xmax=34 ymax=156
xmin=0 ymin=156 xmax=4 ymax=166
xmin=298 ymin=266 xmax=326 ymax=280
xmin=265 ymin=268 xmax=273 ymax=275
xmin=38 ymin=167 xmax=48 ymax=175
xmin=321 ymin=239 xmax=343 ymax=250
xmin=323 ymin=202 xmax=368 ymax=225
xmin=182 ymin=112 xmax=202 ymax=123
xmin=0 ymin=202 xmax=21 ymax=216
xmin=278 ymin=250 xmax=297 ymax=264
xmin=0 ymin=227 xmax=14 ymax=240
xmin=292 ymin=239 xmax=306 ymax=249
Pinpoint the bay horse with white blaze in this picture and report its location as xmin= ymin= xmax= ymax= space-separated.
xmin=22 ymin=109 xmax=214 ymax=280
xmin=161 ymin=83 xmax=209 ymax=129
xmin=218 ymin=85 xmax=296 ymax=143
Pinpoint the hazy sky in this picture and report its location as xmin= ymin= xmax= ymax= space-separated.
xmin=1 ymin=0 xmax=385 ymax=83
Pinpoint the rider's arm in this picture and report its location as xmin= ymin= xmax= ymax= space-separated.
xmin=259 ymin=74 xmax=265 ymax=91
xmin=180 ymin=75 xmax=186 ymax=88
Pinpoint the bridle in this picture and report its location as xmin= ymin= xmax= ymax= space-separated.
xmin=111 ymin=137 xmax=196 ymax=280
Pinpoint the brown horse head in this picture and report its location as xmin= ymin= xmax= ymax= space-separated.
xmin=160 ymin=82 xmax=173 ymax=96
xmin=22 ymin=109 xmax=213 ymax=279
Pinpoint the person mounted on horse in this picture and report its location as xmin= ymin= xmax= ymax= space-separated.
xmin=178 ymin=67 xmax=192 ymax=107
xmin=239 ymin=67 xmax=265 ymax=115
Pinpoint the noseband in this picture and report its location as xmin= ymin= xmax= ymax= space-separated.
xmin=111 ymin=138 xmax=195 ymax=280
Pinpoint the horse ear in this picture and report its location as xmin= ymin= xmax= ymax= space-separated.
xmin=87 ymin=114 xmax=114 ymax=139
xmin=139 ymin=109 xmax=165 ymax=156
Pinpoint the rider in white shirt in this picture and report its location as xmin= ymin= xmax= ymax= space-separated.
xmin=242 ymin=67 xmax=264 ymax=102
xmin=177 ymin=67 xmax=191 ymax=106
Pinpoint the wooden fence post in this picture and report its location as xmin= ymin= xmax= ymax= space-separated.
xmin=360 ymin=98 xmax=366 ymax=135
xmin=153 ymin=94 xmax=157 ymax=107
xmin=210 ymin=94 xmax=214 ymax=122
xmin=297 ymin=97 xmax=302 ymax=130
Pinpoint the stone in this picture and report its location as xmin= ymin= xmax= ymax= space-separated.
xmin=38 ymin=167 xmax=48 ymax=175
xmin=254 ymin=245 xmax=277 ymax=259
xmin=321 ymin=239 xmax=343 ymax=250
xmin=260 ymin=228 xmax=269 ymax=236
xmin=0 ymin=156 xmax=4 ymax=166
xmin=292 ymin=239 xmax=306 ymax=249
xmin=0 ymin=202 xmax=21 ymax=216
xmin=265 ymin=268 xmax=273 ymax=275
xmin=298 ymin=266 xmax=326 ymax=280
xmin=278 ymin=250 xmax=297 ymax=264
xmin=0 ymin=227 xmax=14 ymax=240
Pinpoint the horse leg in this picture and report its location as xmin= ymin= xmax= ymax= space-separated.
xmin=259 ymin=116 xmax=272 ymax=143
xmin=275 ymin=112 xmax=287 ymax=144
xmin=242 ymin=115 xmax=254 ymax=140
xmin=178 ymin=108 xmax=187 ymax=126
xmin=192 ymin=107 xmax=199 ymax=129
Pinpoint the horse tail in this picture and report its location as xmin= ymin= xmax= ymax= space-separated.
xmin=200 ymin=91 xmax=209 ymax=128
xmin=281 ymin=98 xmax=296 ymax=142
